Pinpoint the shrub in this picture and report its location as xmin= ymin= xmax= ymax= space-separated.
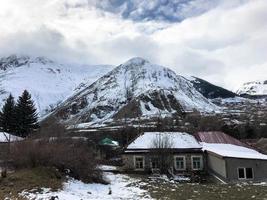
xmin=10 ymin=139 xmax=105 ymax=184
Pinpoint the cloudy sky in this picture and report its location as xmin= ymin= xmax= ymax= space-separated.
xmin=0 ymin=0 xmax=266 ymax=91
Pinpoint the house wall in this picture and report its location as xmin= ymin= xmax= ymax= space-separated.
xmin=122 ymin=152 xmax=205 ymax=173
xmin=206 ymin=153 xmax=227 ymax=179
xmin=225 ymin=158 xmax=267 ymax=182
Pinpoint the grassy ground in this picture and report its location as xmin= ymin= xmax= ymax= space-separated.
xmin=0 ymin=167 xmax=64 ymax=199
xmin=129 ymin=175 xmax=267 ymax=200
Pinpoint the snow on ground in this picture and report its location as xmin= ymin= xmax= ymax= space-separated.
xmin=126 ymin=132 xmax=202 ymax=150
xmin=97 ymin=165 xmax=117 ymax=171
xmin=0 ymin=132 xmax=23 ymax=142
xmin=20 ymin=172 xmax=152 ymax=200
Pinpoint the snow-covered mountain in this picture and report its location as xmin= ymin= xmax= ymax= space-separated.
xmin=0 ymin=55 xmax=112 ymax=116
xmin=50 ymin=57 xmax=219 ymax=126
xmin=236 ymin=80 xmax=267 ymax=96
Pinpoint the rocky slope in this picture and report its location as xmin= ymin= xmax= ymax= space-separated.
xmin=0 ymin=55 xmax=112 ymax=116
xmin=50 ymin=57 xmax=219 ymax=126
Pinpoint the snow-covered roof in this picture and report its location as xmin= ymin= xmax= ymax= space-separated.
xmin=202 ymin=143 xmax=267 ymax=160
xmin=0 ymin=132 xmax=23 ymax=143
xmin=126 ymin=132 xmax=201 ymax=150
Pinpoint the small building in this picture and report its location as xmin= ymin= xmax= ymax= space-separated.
xmin=122 ymin=132 xmax=205 ymax=174
xmin=99 ymin=138 xmax=119 ymax=148
xmin=195 ymin=131 xmax=267 ymax=183
xmin=98 ymin=137 xmax=120 ymax=159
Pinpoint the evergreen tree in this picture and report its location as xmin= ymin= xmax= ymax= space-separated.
xmin=0 ymin=94 xmax=16 ymax=133
xmin=15 ymin=90 xmax=38 ymax=137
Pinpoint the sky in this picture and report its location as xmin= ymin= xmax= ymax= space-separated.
xmin=0 ymin=0 xmax=266 ymax=91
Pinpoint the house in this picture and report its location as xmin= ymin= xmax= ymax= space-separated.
xmin=122 ymin=132 xmax=205 ymax=174
xmin=195 ymin=131 xmax=267 ymax=183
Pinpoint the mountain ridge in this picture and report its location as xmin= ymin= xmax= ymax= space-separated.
xmin=49 ymin=57 xmax=219 ymax=126
xmin=0 ymin=55 xmax=112 ymax=116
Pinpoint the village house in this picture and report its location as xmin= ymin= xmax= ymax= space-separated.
xmin=195 ymin=131 xmax=267 ymax=183
xmin=123 ymin=131 xmax=267 ymax=183
xmin=122 ymin=132 xmax=205 ymax=174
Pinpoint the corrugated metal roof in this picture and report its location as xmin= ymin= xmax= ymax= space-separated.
xmin=195 ymin=131 xmax=251 ymax=148
xmin=254 ymin=138 xmax=267 ymax=154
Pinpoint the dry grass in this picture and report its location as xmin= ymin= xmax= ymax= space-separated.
xmin=0 ymin=167 xmax=64 ymax=199
xmin=129 ymin=174 xmax=267 ymax=200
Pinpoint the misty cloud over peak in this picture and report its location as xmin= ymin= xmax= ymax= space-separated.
xmin=0 ymin=0 xmax=266 ymax=91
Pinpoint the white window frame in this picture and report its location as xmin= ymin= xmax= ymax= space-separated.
xmin=134 ymin=156 xmax=145 ymax=171
xmin=237 ymin=167 xmax=254 ymax=180
xmin=191 ymin=155 xmax=203 ymax=170
xmin=174 ymin=156 xmax=186 ymax=170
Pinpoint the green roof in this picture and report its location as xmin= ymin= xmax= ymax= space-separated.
xmin=99 ymin=138 xmax=119 ymax=146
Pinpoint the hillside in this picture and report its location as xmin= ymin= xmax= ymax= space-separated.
xmin=188 ymin=76 xmax=237 ymax=99
xmin=49 ymin=57 xmax=219 ymax=127
xmin=0 ymin=55 xmax=112 ymax=116
xmin=236 ymin=80 xmax=267 ymax=96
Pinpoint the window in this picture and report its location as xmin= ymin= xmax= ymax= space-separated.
xmin=174 ymin=156 xmax=186 ymax=170
xmin=238 ymin=168 xmax=245 ymax=179
xmin=150 ymin=157 xmax=159 ymax=169
xmin=134 ymin=156 xmax=144 ymax=170
xmin=191 ymin=156 xmax=203 ymax=170
xmin=238 ymin=168 xmax=253 ymax=180
xmin=246 ymin=168 xmax=253 ymax=179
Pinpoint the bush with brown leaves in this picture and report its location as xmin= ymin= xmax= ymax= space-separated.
xmin=10 ymin=139 xmax=105 ymax=184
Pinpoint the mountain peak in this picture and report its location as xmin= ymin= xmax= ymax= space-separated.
xmin=123 ymin=57 xmax=150 ymax=66
xmin=49 ymin=58 xmax=218 ymax=126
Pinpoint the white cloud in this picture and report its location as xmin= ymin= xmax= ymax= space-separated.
xmin=0 ymin=0 xmax=266 ymax=91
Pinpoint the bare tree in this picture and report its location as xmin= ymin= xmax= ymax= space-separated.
xmin=1 ymin=132 xmax=11 ymax=177
xmin=150 ymin=133 xmax=174 ymax=173
xmin=37 ymin=117 xmax=67 ymax=138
